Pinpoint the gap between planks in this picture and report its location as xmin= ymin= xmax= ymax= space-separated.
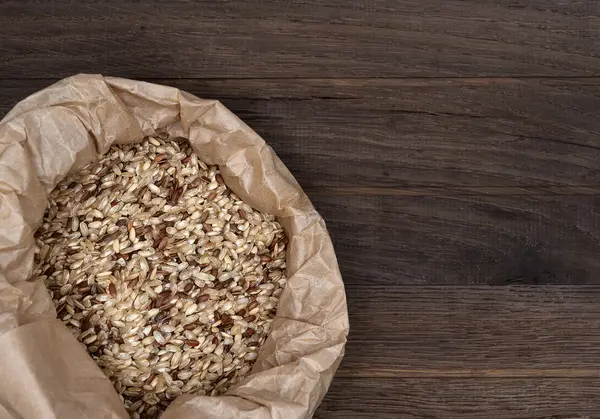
xmin=305 ymin=186 xmax=600 ymax=197
xmin=335 ymin=367 xmax=600 ymax=379
xmin=0 ymin=76 xmax=599 ymax=82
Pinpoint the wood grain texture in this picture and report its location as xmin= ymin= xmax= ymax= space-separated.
xmin=312 ymin=194 xmax=600 ymax=285
xmin=0 ymin=0 xmax=598 ymax=78
xmin=315 ymin=377 xmax=600 ymax=418
xmin=340 ymin=286 xmax=600 ymax=374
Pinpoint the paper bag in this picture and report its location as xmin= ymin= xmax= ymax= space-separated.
xmin=0 ymin=75 xmax=349 ymax=419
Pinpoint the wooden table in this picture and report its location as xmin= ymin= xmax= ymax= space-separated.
xmin=1 ymin=1 xmax=600 ymax=417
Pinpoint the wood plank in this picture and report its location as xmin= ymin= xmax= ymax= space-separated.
xmin=340 ymin=286 xmax=600 ymax=373
xmin=312 ymin=193 xmax=600 ymax=284
xmin=1 ymin=78 xmax=599 ymax=190
xmin=0 ymin=0 xmax=598 ymax=78
xmin=315 ymin=377 xmax=600 ymax=418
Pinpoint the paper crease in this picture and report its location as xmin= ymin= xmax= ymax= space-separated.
xmin=0 ymin=75 xmax=349 ymax=419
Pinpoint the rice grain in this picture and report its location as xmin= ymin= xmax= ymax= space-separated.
xmin=34 ymin=136 xmax=287 ymax=419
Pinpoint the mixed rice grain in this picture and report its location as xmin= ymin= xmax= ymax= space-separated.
xmin=33 ymin=136 xmax=288 ymax=418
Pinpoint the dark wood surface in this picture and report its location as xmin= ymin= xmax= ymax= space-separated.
xmin=1 ymin=0 xmax=599 ymax=78
xmin=1 ymin=1 xmax=600 ymax=417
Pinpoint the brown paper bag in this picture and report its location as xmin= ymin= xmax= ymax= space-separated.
xmin=0 ymin=75 xmax=349 ymax=419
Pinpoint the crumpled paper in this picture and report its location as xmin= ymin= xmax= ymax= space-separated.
xmin=0 ymin=75 xmax=349 ymax=419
